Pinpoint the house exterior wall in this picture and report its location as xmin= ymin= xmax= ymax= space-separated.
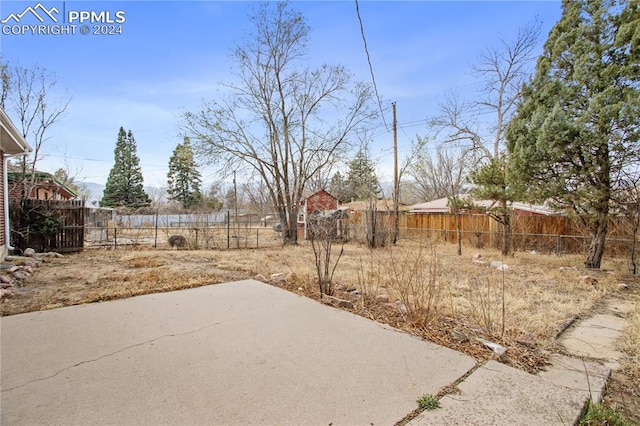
xmin=8 ymin=180 xmax=74 ymax=201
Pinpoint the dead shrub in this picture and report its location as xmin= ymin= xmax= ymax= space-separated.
xmin=378 ymin=243 xmax=443 ymax=324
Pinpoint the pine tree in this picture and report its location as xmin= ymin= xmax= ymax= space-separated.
xmin=101 ymin=127 xmax=151 ymax=208
xmin=506 ymin=0 xmax=640 ymax=268
xmin=330 ymin=171 xmax=348 ymax=203
xmin=470 ymin=156 xmax=514 ymax=256
xmin=167 ymin=137 xmax=202 ymax=209
xmin=344 ymin=150 xmax=379 ymax=201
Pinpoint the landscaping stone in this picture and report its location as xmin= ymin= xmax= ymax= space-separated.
xmin=23 ymin=248 xmax=36 ymax=257
xmin=270 ymin=273 xmax=286 ymax=285
xmin=12 ymin=271 xmax=29 ymax=280
xmin=0 ymin=275 xmax=12 ymax=284
xmin=253 ymin=274 xmax=267 ymax=283
xmin=472 ymin=253 xmax=487 ymax=265
xmin=375 ymin=293 xmax=390 ymax=303
xmin=578 ymin=275 xmax=598 ymax=289
xmin=321 ymin=294 xmax=354 ymax=309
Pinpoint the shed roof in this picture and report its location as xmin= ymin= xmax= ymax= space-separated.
xmin=408 ymin=195 xmax=559 ymax=216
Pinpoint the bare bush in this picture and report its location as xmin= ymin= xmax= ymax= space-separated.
xmin=379 ymin=243 xmax=443 ymax=324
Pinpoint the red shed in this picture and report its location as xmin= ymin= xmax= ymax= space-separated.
xmin=298 ymin=190 xmax=340 ymax=240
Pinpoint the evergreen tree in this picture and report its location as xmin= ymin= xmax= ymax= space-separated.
xmin=470 ymin=156 xmax=514 ymax=256
xmin=506 ymin=0 xmax=640 ymax=268
xmin=330 ymin=171 xmax=348 ymax=203
xmin=167 ymin=137 xmax=202 ymax=209
xmin=101 ymin=127 xmax=151 ymax=208
xmin=344 ymin=150 xmax=379 ymax=201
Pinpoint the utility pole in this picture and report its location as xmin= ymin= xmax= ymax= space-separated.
xmin=392 ymin=102 xmax=399 ymax=244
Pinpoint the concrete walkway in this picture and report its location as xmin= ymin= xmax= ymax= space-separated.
xmin=1 ymin=280 xmax=475 ymax=425
xmin=409 ymin=298 xmax=635 ymax=426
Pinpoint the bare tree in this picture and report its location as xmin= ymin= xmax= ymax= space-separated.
xmin=183 ymin=2 xmax=376 ymax=244
xmin=407 ymin=136 xmax=474 ymax=202
xmin=308 ymin=210 xmax=345 ymax=296
xmin=1 ymin=62 xmax=71 ymax=199
xmin=429 ymin=22 xmax=541 ymax=255
xmin=242 ymin=179 xmax=275 ymax=224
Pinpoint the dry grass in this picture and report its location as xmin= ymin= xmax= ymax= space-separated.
xmin=619 ymin=294 xmax=640 ymax=384
xmin=0 ymin=240 xmax=630 ymax=370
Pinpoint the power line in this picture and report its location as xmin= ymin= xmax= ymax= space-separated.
xmin=354 ymin=0 xmax=388 ymax=131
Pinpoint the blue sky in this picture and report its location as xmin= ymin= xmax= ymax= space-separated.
xmin=1 ymin=0 xmax=563 ymax=189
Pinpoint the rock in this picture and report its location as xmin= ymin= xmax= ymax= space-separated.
xmin=472 ymin=253 xmax=487 ymax=265
xmin=23 ymin=248 xmax=36 ymax=257
xmin=12 ymin=271 xmax=29 ymax=280
xmin=253 ymin=274 xmax=268 ymax=283
xmin=22 ymin=265 xmax=34 ymax=275
xmin=617 ymin=283 xmax=629 ymax=291
xmin=297 ymin=287 xmax=304 ymax=291
xmin=168 ymin=235 xmax=187 ymax=249
xmin=478 ymin=338 xmax=507 ymax=356
xmin=490 ymin=261 xmax=509 ymax=270
xmin=472 ymin=253 xmax=483 ymax=261
xmin=0 ymin=275 xmax=12 ymax=284
xmin=270 ymin=273 xmax=286 ymax=285
xmin=0 ymin=288 xmax=16 ymax=300
xmin=578 ymin=275 xmax=598 ymax=289
xmin=1 ymin=282 xmax=15 ymax=289
xmin=7 ymin=266 xmax=19 ymax=273
xmin=516 ymin=334 xmax=537 ymax=349
xmin=395 ymin=301 xmax=409 ymax=314
xmin=375 ymin=293 xmax=390 ymax=303
xmin=24 ymin=258 xmax=39 ymax=268
xmin=321 ymin=294 xmax=354 ymax=309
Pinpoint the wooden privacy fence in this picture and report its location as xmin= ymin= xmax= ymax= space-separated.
xmin=343 ymin=211 xmax=635 ymax=255
xmin=10 ymin=199 xmax=85 ymax=253
xmin=402 ymin=212 xmax=636 ymax=255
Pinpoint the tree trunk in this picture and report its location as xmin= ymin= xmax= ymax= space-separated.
xmin=585 ymin=219 xmax=608 ymax=269
xmin=500 ymin=200 xmax=511 ymax=257
xmin=282 ymin=205 xmax=298 ymax=245
xmin=455 ymin=210 xmax=462 ymax=256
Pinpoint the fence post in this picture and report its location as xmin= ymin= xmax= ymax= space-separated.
xmin=256 ymin=228 xmax=259 ymax=248
xmin=114 ymin=227 xmax=117 ymax=250
xmin=555 ymin=234 xmax=562 ymax=255
xmin=227 ymin=210 xmax=230 ymax=249
xmin=154 ymin=212 xmax=158 ymax=249
xmin=195 ymin=228 xmax=199 ymax=249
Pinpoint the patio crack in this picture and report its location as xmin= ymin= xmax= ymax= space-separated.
xmin=1 ymin=320 xmax=225 ymax=393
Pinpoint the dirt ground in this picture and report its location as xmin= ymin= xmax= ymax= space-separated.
xmin=1 ymin=243 xmax=638 ymax=422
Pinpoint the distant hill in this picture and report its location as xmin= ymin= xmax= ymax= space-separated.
xmin=77 ymin=182 xmax=105 ymax=207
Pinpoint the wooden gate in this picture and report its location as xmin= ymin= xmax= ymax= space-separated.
xmin=9 ymin=199 xmax=85 ymax=253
